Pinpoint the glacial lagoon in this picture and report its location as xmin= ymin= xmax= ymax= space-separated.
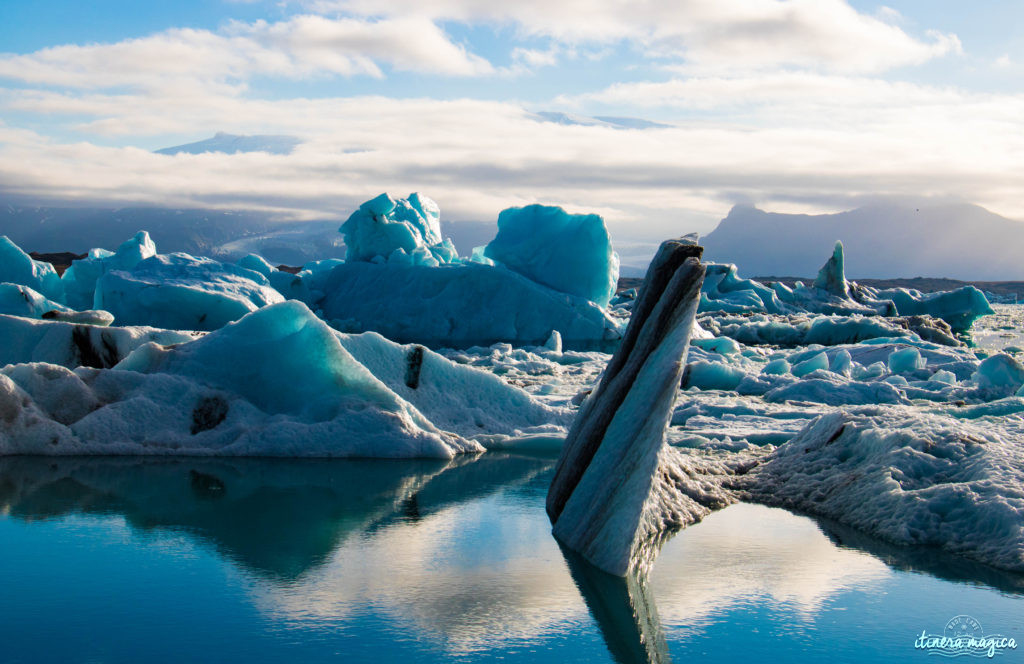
xmin=1 ymin=455 xmax=1020 ymax=664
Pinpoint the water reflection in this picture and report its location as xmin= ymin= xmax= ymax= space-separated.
xmin=1 ymin=457 xmax=1022 ymax=663
xmin=562 ymin=546 xmax=670 ymax=664
xmin=0 ymin=454 xmax=551 ymax=580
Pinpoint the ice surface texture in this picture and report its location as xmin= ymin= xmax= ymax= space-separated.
xmin=320 ymin=261 xmax=622 ymax=351
xmin=96 ymin=253 xmax=285 ymax=330
xmin=484 ymin=204 xmax=619 ymax=308
xmin=0 ymin=301 xmax=560 ymax=457
xmin=698 ymin=242 xmax=992 ymax=332
xmin=743 ymin=407 xmax=1024 ymax=572
xmin=339 ymin=193 xmax=457 ymax=266
xmin=62 ymin=231 xmax=156 ymax=310
xmin=0 ymin=236 xmax=64 ymax=303
xmin=548 ymin=238 xmax=734 ymax=576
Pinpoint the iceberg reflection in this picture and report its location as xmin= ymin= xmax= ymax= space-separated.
xmin=2 ymin=458 xmax=1021 ymax=661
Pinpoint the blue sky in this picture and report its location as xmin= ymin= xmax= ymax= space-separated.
xmin=1 ymin=0 xmax=1022 ymax=252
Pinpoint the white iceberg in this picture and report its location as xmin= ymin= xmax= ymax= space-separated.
xmin=0 ymin=313 xmax=197 ymax=369
xmin=96 ymin=253 xmax=285 ymax=330
xmin=743 ymin=407 xmax=1024 ymax=572
xmin=0 ymin=301 xmax=559 ymax=458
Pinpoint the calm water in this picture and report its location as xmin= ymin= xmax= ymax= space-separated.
xmin=1 ymin=454 xmax=1021 ymax=664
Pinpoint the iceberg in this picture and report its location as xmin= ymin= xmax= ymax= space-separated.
xmin=0 ymin=283 xmax=72 ymax=320
xmin=694 ymin=242 xmax=991 ymax=333
xmin=0 ymin=313 xmax=197 ymax=369
xmin=340 ymin=193 xmax=457 ymax=266
xmin=96 ymin=253 xmax=285 ymax=330
xmin=0 ymin=236 xmax=64 ymax=303
xmin=742 ymin=407 xmax=1024 ymax=572
xmin=547 ymin=237 xmax=735 ymax=576
xmin=62 ymin=231 xmax=157 ymax=310
xmin=0 ymin=301 xmax=559 ymax=457
xmin=812 ymin=241 xmax=849 ymax=298
xmin=484 ymin=204 xmax=619 ymax=308
xmin=0 ymin=284 xmax=115 ymax=326
xmin=320 ymin=261 xmax=622 ymax=351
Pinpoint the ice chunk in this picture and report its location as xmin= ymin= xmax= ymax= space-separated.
xmin=0 ymin=236 xmax=64 ymax=303
xmin=887 ymin=346 xmax=924 ymax=373
xmin=484 ymin=204 xmax=619 ymax=307
xmin=236 ymin=253 xmax=274 ymax=278
xmin=336 ymin=331 xmax=568 ymax=441
xmin=340 ymin=193 xmax=457 ymax=266
xmin=548 ymin=238 xmax=732 ymax=576
xmin=791 ymin=352 xmax=828 ymax=377
xmin=61 ymin=231 xmax=157 ymax=310
xmin=0 ymin=313 xmax=198 ymax=369
xmin=763 ymin=375 xmax=906 ymax=405
xmin=0 ymin=283 xmax=72 ymax=319
xmin=830 ymin=349 xmax=852 ymax=376
xmin=812 ymin=241 xmax=849 ymax=298
xmin=0 ymin=302 xmax=486 ymax=458
xmin=870 ymin=285 xmax=993 ymax=332
xmin=319 ymin=262 xmax=622 ymax=351
xmin=544 ymin=330 xmax=563 ymax=353
xmin=972 ymin=353 xmax=1024 ymax=394
xmin=761 ymin=358 xmax=791 ymax=375
xmin=96 ymin=253 xmax=285 ymax=330
xmin=744 ymin=408 xmax=1024 ymax=572
xmin=683 ymin=360 xmax=746 ymax=391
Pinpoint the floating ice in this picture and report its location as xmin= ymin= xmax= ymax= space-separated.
xmin=0 ymin=236 xmax=64 ymax=303
xmin=548 ymin=238 xmax=737 ymax=576
xmin=812 ymin=241 xmax=849 ymax=298
xmin=0 ymin=314 xmax=198 ymax=369
xmin=887 ymin=347 xmax=924 ymax=374
xmin=96 ymin=253 xmax=285 ymax=330
xmin=340 ymin=193 xmax=457 ymax=266
xmin=743 ymin=407 xmax=1024 ymax=572
xmin=484 ymin=204 xmax=619 ymax=308
xmin=972 ymin=353 xmax=1024 ymax=396
xmin=62 ymin=231 xmax=157 ymax=310
xmin=320 ymin=262 xmax=622 ymax=351
xmin=0 ymin=302 xmax=509 ymax=457
xmin=0 ymin=283 xmax=72 ymax=319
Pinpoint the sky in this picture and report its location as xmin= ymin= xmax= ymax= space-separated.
xmin=1 ymin=0 xmax=1023 ymax=246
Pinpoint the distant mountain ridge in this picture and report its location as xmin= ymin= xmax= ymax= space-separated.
xmin=155 ymin=132 xmax=301 ymax=155
xmin=532 ymin=111 xmax=673 ymax=130
xmin=703 ymin=203 xmax=1024 ymax=281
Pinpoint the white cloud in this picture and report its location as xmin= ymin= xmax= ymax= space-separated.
xmin=0 ymin=14 xmax=491 ymax=93
xmin=304 ymin=0 xmax=960 ymax=73
xmin=3 ymin=73 xmax=1024 ymax=241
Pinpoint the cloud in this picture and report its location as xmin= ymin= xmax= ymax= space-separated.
xmin=303 ymin=0 xmax=960 ymax=73
xmin=0 ymin=14 xmax=492 ymax=92
xmin=3 ymin=72 xmax=1024 ymax=243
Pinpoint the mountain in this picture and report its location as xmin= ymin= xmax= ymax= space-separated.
xmin=532 ymin=111 xmax=673 ymax=130
xmin=155 ymin=132 xmax=302 ymax=156
xmin=702 ymin=203 xmax=1024 ymax=281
